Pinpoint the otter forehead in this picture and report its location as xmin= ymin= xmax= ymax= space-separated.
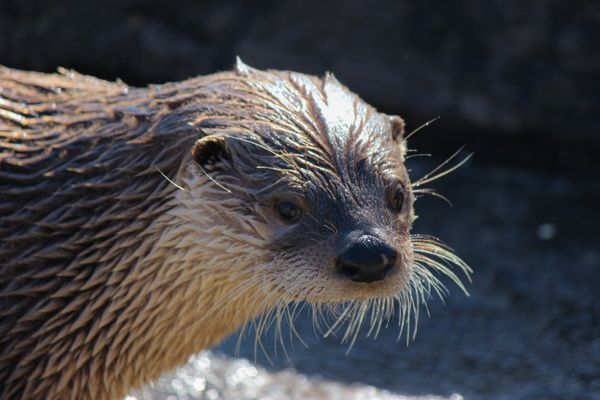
xmin=189 ymin=60 xmax=412 ymax=250
xmin=233 ymin=59 xmax=407 ymax=168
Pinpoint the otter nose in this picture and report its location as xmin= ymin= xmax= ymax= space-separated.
xmin=336 ymin=235 xmax=397 ymax=283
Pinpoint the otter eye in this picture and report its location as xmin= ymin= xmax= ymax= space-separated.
xmin=388 ymin=183 xmax=405 ymax=213
xmin=277 ymin=200 xmax=302 ymax=223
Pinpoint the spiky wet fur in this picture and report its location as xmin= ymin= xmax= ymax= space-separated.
xmin=0 ymin=62 xmax=471 ymax=399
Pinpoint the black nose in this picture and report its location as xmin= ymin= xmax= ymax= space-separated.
xmin=336 ymin=234 xmax=397 ymax=283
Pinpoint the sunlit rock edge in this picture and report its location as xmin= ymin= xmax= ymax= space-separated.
xmin=129 ymin=351 xmax=463 ymax=400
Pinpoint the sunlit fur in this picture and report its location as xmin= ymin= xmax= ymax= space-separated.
xmin=0 ymin=60 xmax=471 ymax=400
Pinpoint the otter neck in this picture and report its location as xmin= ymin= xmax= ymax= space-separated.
xmin=93 ymin=197 xmax=272 ymax=399
xmin=38 ymin=184 xmax=272 ymax=400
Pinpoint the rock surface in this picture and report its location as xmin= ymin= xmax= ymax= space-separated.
xmin=130 ymin=352 xmax=463 ymax=400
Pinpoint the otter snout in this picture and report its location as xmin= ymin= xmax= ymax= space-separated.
xmin=336 ymin=233 xmax=397 ymax=283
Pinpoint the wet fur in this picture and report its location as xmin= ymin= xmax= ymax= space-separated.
xmin=0 ymin=62 xmax=471 ymax=399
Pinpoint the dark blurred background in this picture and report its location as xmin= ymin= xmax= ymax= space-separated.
xmin=2 ymin=1 xmax=598 ymax=399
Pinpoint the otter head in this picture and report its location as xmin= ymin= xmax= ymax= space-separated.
xmin=175 ymin=59 xmax=469 ymax=340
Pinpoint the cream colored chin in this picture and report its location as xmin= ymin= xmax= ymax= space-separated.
xmin=299 ymin=266 xmax=412 ymax=304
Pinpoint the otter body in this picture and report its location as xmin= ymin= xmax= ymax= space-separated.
xmin=0 ymin=61 xmax=470 ymax=399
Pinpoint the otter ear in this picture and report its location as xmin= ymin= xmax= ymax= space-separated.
xmin=389 ymin=116 xmax=407 ymax=159
xmin=390 ymin=116 xmax=405 ymax=142
xmin=192 ymin=136 xmax=231 ymax=169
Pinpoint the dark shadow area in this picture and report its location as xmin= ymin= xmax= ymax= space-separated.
xmin=2 ymin=1 xmax=598 ymax=398
xmin=2 ymin=0 xmax=599 ymax=148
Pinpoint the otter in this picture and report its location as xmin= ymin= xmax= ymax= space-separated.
xmin=0 ymin=59 xmax=471 ymax=400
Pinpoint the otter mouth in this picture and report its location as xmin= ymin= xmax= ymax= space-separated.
xmin=319 ymin=263 xmax=411 ymax=305
xmin=336 ymin=260 xmax=394 ymax=283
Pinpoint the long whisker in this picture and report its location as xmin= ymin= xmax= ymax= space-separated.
xmin=195 ymin=162 xmax=232 ymax=193
xmin=405 ymin=153 xmax=431 ymax=160
xmin=286 ymin=302 xmax=308 ymax=348
xmin=413 ymin=147 xmax=472 ymax=188
xmin=154 ymin=166 xmax=186 ymax=191
xmin=412 ymin=188 xmax=453 ymax=207
xmin=411 ymin=236 xmax=472 ymax=290
xmin=404 ymin=116 xmax=440 ymax=142
xmin=223 ymin=134 xmax=302 ymax=174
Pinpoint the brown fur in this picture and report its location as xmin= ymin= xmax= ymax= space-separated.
xmin=0 ymin=61 xmax=470 ymax=399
